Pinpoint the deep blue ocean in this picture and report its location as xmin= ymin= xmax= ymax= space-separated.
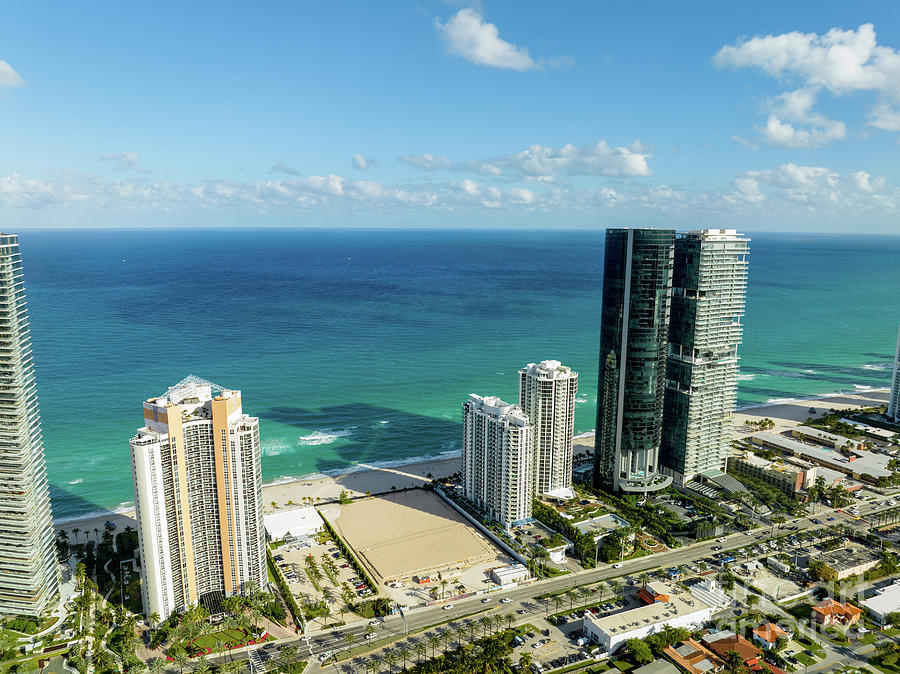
xmin=16 ymin=229 xmax=900 ymax=520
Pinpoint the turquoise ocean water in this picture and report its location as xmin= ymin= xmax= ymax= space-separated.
xmin=16 ymin=229 xmax=900 ymax=521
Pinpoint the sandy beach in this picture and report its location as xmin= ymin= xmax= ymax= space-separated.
xmin=53 ymin=388 xmax=891 ymax=540
xmin=55 ymin=455 xmax=462 ymax=540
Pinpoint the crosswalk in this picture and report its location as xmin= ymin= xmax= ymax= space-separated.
xmin=247 ymin=647 xmax=266 ymax=673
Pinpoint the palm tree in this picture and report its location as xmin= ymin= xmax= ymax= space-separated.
xmin=427 ymin=633 xmax=441 ymax=658
xmin=148 ymin=657 xmax=165 ymax=674
xmin=479 ymin=615 xmax=492 ymax=637
xmin=383 ymin=650 xmax=397 ymax=673
xmin=566 ymin=589 xmax=578 ymax=611
xmin=505 ymin=614 xmax=515 ymax=631
xmin=174 ymin=651 xmax=190 ymax=674
xmin=93 ymin=527 xmax=100 ymax=542
xmin=343 ymin=630 xmax=354 ymax=654
xmin=413 ymin=640 xmax=426 ymax=664
xmin=72 ymin=527 xmax=81 ymax=545
xmin=193 ymin=658 xmax=211 ymax=674
xmin=519 ymin=651 xmax=533 ymax=670
xmin=491 ymin=614 xmax=504 ymax=634
xmin=455 ymin=624 xmax=467 ymax=647
xmin=553 ymin=595 xmax=564 ymax=615
xmin=396 ymin=643 xmax=410 ymax=670
xmin=609 ymin=579 xmax=621 ymax=602
xmin=440 ymin=578 xmax=449 ymax=599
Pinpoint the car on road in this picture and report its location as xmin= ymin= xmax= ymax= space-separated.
xmin=711 ymin=546 xmax=722 ymax=551
xmin=612 ymin=563 xmax=623 ymax=568
xmin=318 ymin=651 xmax=332 ymax=662
xmin=368 ymin=619 xmax=380 ymax=626
xmin=516 ymin=609 xmax=527 ymax=615
xmin=501 ymin=597 xmax=513 ymax=604
xmin=716 ymin=537 xmax=727 ymax=542
xmin=365 ymin=632 xmax=377 ymax=640
xmin=481 ymin=597 xmax=491 ymax=603
xmin=827 ymin=517 xmax=836 ymax=521
xmin=443 ymin=604 xmax=453 ymax=610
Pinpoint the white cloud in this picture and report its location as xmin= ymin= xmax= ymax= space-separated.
xmin=869 ymin=103 xmax=900 ymax=131
xmin=507 ymin=187 xmax=534 ymax=204
xmin=269 ymin=162 xmax=300 ymax=176
xmin=0 ymin=60 xmax=24 ymax=88
xmin=435 ymin=8 xmax=538 ymax=71
xmin=459 ymin=179 xmax=480 ymax=196
xmin=99 ymin=152 xmax=150 ymax=173
xmin=401 ymin=153 xmax=451 ymax=170
xmin=851 ymin=170 xmax=885 ymax=192
xmin=715 ymin=24 xmax=900 ymax=145
xmin=351 ymin=153 xmax=378 ymax=171
xmin=402 ymin=140 xmax=652 ymax=178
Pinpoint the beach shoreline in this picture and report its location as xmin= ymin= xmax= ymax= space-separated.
xmin=52 ymin=387 xmax=891 ymax=538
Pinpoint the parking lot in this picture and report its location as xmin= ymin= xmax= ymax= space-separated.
xmin=272 ymin=539 xmax=375 ymax=622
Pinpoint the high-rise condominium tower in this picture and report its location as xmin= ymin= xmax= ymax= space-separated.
xmin=462 ymin=394 xmax=533 ymax=528
xmin=0 ymin=234 xmax=59 ymax=617
xmin=593 ymin=228 xmax=675 ymax=493
xmin=130 ymin=376 xmax=265 ymax=620
xmin=661 ymin=230 xmax=749 ymax=485
xmin=890 ymin=321 xmax=900 ymax=424
xmin=518 ymin=360 xmax=578 ymax=498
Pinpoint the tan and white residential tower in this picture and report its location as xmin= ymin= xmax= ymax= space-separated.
xmin=462 ymin=394 xmax=533 ymax=528
xmin=0 ymin=234 xmax=59 ymax=617
xmin=518 ymin=360 xmax=578 ymax=499
xmin=130 ymin=376 xmax=265 ymax=620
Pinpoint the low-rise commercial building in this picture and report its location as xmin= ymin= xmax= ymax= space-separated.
xmin=490 ymin=564 xmax=529 ymax=586
xmin=811 ymin=598 xmax=862 ymax=627
xmin=727 ymin=451 xmax=815 ymax=498
xmin=263 ymin=506 xmax=324 ymax=543
xmin=748 ymin=431 xmax=892 ymax=481
xmin=818 ymin=547 xmax=880 ymax=580
xmin=582 ymin=580 xmax=726 ymax=653
xmin=861 ymin=578 xmax=900 ymax=623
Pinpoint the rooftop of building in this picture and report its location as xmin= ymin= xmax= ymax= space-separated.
xmin=818 ymin=546 xmax=881 ymax=572
xmin=862 ymin=579 xmax=900 ymax=615
xmin=663 ymin=639 xmax=724 ymax=674
xmin=573 ymin=513 xmax=630 ymax=537
xmin=632 ymin=660 xmax=681 ymax=674
xmin=812 ymin=598 xmax=862 ymax=619
xmin=702 ymin=631 xmax=760 ymax=661
xmin=520 ymin=360 xmax=578 ymax=380
xmin=750 ymin=431 xmax=892 ymax=478
xmin=584 ymin=582 xmax=713 ymax=636
xmin=753 ymin=623 xmax=787 ymax=644
xmin=465 ymin=394 xmax=529 ymax=425
xmin=733 ymin=452 xmax=806 ymax=475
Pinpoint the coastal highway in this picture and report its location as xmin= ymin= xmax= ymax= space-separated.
xmin=208 ymin=493 xmax=900 ymax=671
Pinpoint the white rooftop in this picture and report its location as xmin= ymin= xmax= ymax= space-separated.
xmin=264 ymin=506 xmax=324 ymax=540
xmin=862 ymin=580 xmax=900 ymax=617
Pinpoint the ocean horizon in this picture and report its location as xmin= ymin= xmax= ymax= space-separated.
xmin=17 ymin=228 xmax=900 ymax=520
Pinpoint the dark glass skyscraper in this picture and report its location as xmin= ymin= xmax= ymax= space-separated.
xmin=593 ymin=228 xmax=674 ymax=493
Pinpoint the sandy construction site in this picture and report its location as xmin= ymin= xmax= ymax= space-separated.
xmin=320 ymin=489 xmax=508 ymax=587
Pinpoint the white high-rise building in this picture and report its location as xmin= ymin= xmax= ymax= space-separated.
xmin=0 ymin=234 xmax=60 ymax=617
xmin=890 ymin=321 xmax=900 ymax=423
xmin=462 ymin=394 xmax=533 ymax=528
xmin=130 ymin=376 xmax=265 ymax=620
xmin=518 ymin=360 xmax=578 ymax=499
xmin=661 ymin=229 xmax=749 ymax=485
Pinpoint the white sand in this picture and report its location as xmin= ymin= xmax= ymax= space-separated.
xmin=55 ymin=456 xmax=461 ymax=539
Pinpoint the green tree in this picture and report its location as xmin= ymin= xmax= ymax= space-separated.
xmin=626 ymin=638 xmax=653 ymax=664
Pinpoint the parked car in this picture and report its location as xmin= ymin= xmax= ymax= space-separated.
xmin=501 ymin=597 xmax=513 ymax=604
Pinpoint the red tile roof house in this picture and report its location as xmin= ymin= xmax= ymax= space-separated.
xmin=702 ymin=632 xmax=760 ymax=662
xmin=811 ymin=598 xmax=862 ymax=627
xmin=751 ymin=623 xmax=790 ymax=650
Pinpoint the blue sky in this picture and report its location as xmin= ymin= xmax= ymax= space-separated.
xmin=1 ymin=1 xmax=899 ymax=232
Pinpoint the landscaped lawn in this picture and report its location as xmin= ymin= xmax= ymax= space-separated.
xmin=611 ymin=659 xmax=637 ymax=673
xmin=187 ymin=627 xmax=270 ymax=655
xmin=784 ymin=602 xmax=812 ymax=620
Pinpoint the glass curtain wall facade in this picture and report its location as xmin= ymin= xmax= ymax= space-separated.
xmin=661 ymin=230 xmax=749 ymax=485
xmin=593 ymin=228 xmax=675 ymax=493
xmin=0 ymin=234 xmax=59 ymax=617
